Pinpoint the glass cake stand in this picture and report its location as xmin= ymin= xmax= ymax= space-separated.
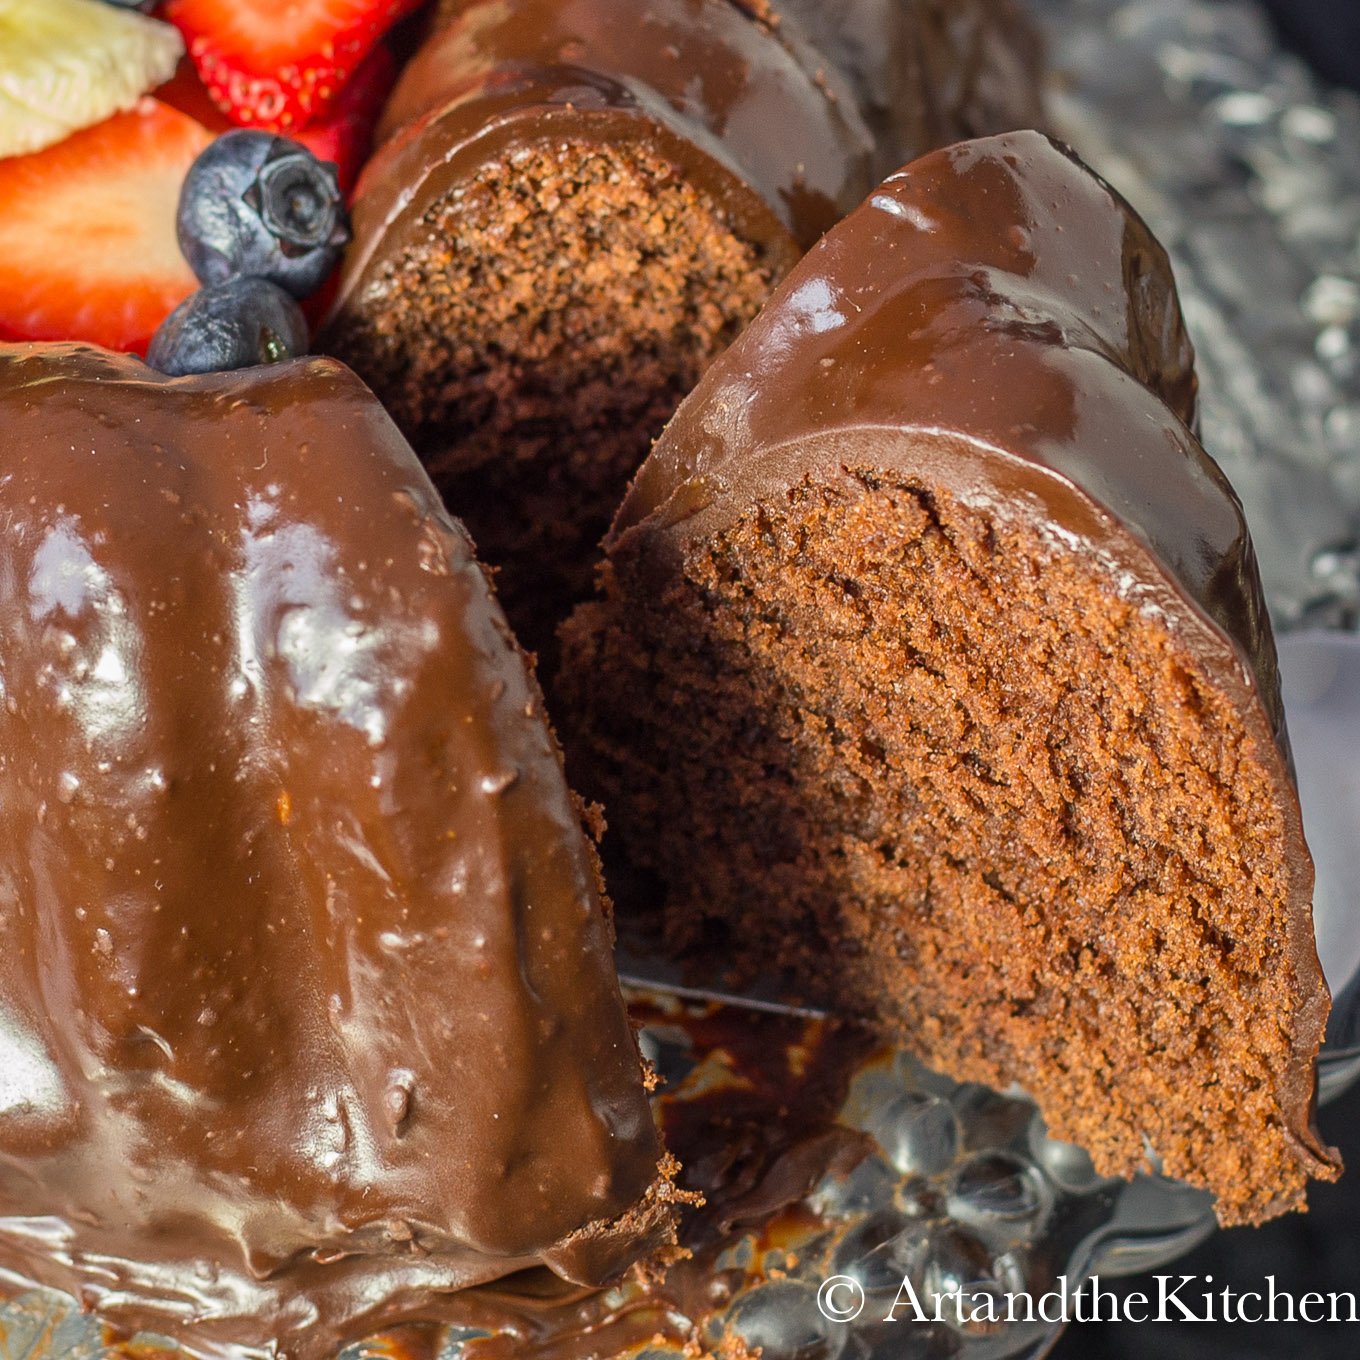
xmin=4 ymin=1 xmax=1360 ymax=1359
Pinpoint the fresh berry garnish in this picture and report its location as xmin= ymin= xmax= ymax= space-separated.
xmin=157 ymin=43 xmax=396 ymax=194
xmin=156 ymin=55 xmax=235 ymax=133
xmin=164 ymin=0 xmax=422 ymax=133
xmin=178 ymin=131 xmax=350 ymax=298
xmin=292 ymin=43 xmax=396 ymax=194
xmin=0 ymin=99 xmax=211 ymax=354
xmin=146 ymin=276 xmax=308 ymax=375
xmin=0 ymin=0 xmax=184 ymax=159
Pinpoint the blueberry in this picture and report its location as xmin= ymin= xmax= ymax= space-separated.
xmin=177 ymin=131 xmax=350 ymax=299
xmin=146 ymin=277 xmax=309 ymax=377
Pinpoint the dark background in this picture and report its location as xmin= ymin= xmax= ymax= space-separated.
xmin=1051 ymin=4 xmax=1360 ymax=1353
xmin=1256 ymin=0 xmax=1360 ymax=90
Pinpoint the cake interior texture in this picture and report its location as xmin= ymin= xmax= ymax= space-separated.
xmin=326 ymin=140 xmax=776 ymax=660
xmin=562 ymin=467 xmax=1326 ymax=1227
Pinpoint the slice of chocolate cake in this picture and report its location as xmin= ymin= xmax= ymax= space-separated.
xmin=558 ymin=132 xmax=1341 ymax=1226
xmin=0 ymin=344 xmax=675 ymax=1360
xmin=320 ymin=0 xmax=1042 ymax=660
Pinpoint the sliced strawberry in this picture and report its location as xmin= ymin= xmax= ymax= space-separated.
xmin=157 ymin=44 xmax=395 ymax=194
xmin=293 ymin=43 xmax=396 ymax=192
xmin=155 ymin=54 xmax=234 ymax=134
xmin=0 ymin=98 xmax=211 ymax=355
xmin=165 ymin=0 xmax=421 ymax=133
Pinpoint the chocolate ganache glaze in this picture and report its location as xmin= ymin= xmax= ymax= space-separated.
xmin=336 ymin=0 xmax=1048 ymax=293
xmin=613 ymin=131 xmax=1259 ymax=706
xmin=771 ymin=0 xmax=1046 ymax=179
xmin=332 ymin=0 xmax=877 ymax=309
xmin=0 ymin=345 xmax=674 ymax=1359
xmin=562 ymin=132 xmax=1339 ymax=1223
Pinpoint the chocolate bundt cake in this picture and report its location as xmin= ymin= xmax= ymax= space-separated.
xmin=0 ymin=344 xmax=675 ymax=1359
xmin=321 ymin=0 xmax=1042 ymax=658
xmin=559 ymin=131 xmax=1341 ymax=1226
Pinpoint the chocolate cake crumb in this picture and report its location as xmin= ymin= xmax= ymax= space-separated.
xmin=327 ymin=142 xmax=775 ymax=661
xmin=563 ymin=474 xmax=1327 ymax=1225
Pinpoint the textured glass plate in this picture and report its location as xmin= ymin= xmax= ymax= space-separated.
xmin=4 ymin=1 xmax=1360 ymax=1359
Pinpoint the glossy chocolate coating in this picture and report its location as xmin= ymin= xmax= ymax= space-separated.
xmin=329 ymin=0 xmax=878 ymax=325
xmin=608 ymin=131 xmax=1335 ymax=1181
xmin=774 ymin=0 xmax=1047 ymax=179
xmin=0 ymin=345 xmax=671 ymax=1360
xmin=332 ymin=0 xmax=1045 ymax=333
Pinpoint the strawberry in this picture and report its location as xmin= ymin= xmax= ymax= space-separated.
xmin=0 ymin=99 xmax=211 ymax=355
xmin=165 ymin=0 xmax=421 ymax=133
xmin=155 ymin=54 xmax=234 ymax=134
xmin=157 ymin=42 xmax=396 ymax=193
xmin=294 ymin=44 xmax=397 ymax=193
